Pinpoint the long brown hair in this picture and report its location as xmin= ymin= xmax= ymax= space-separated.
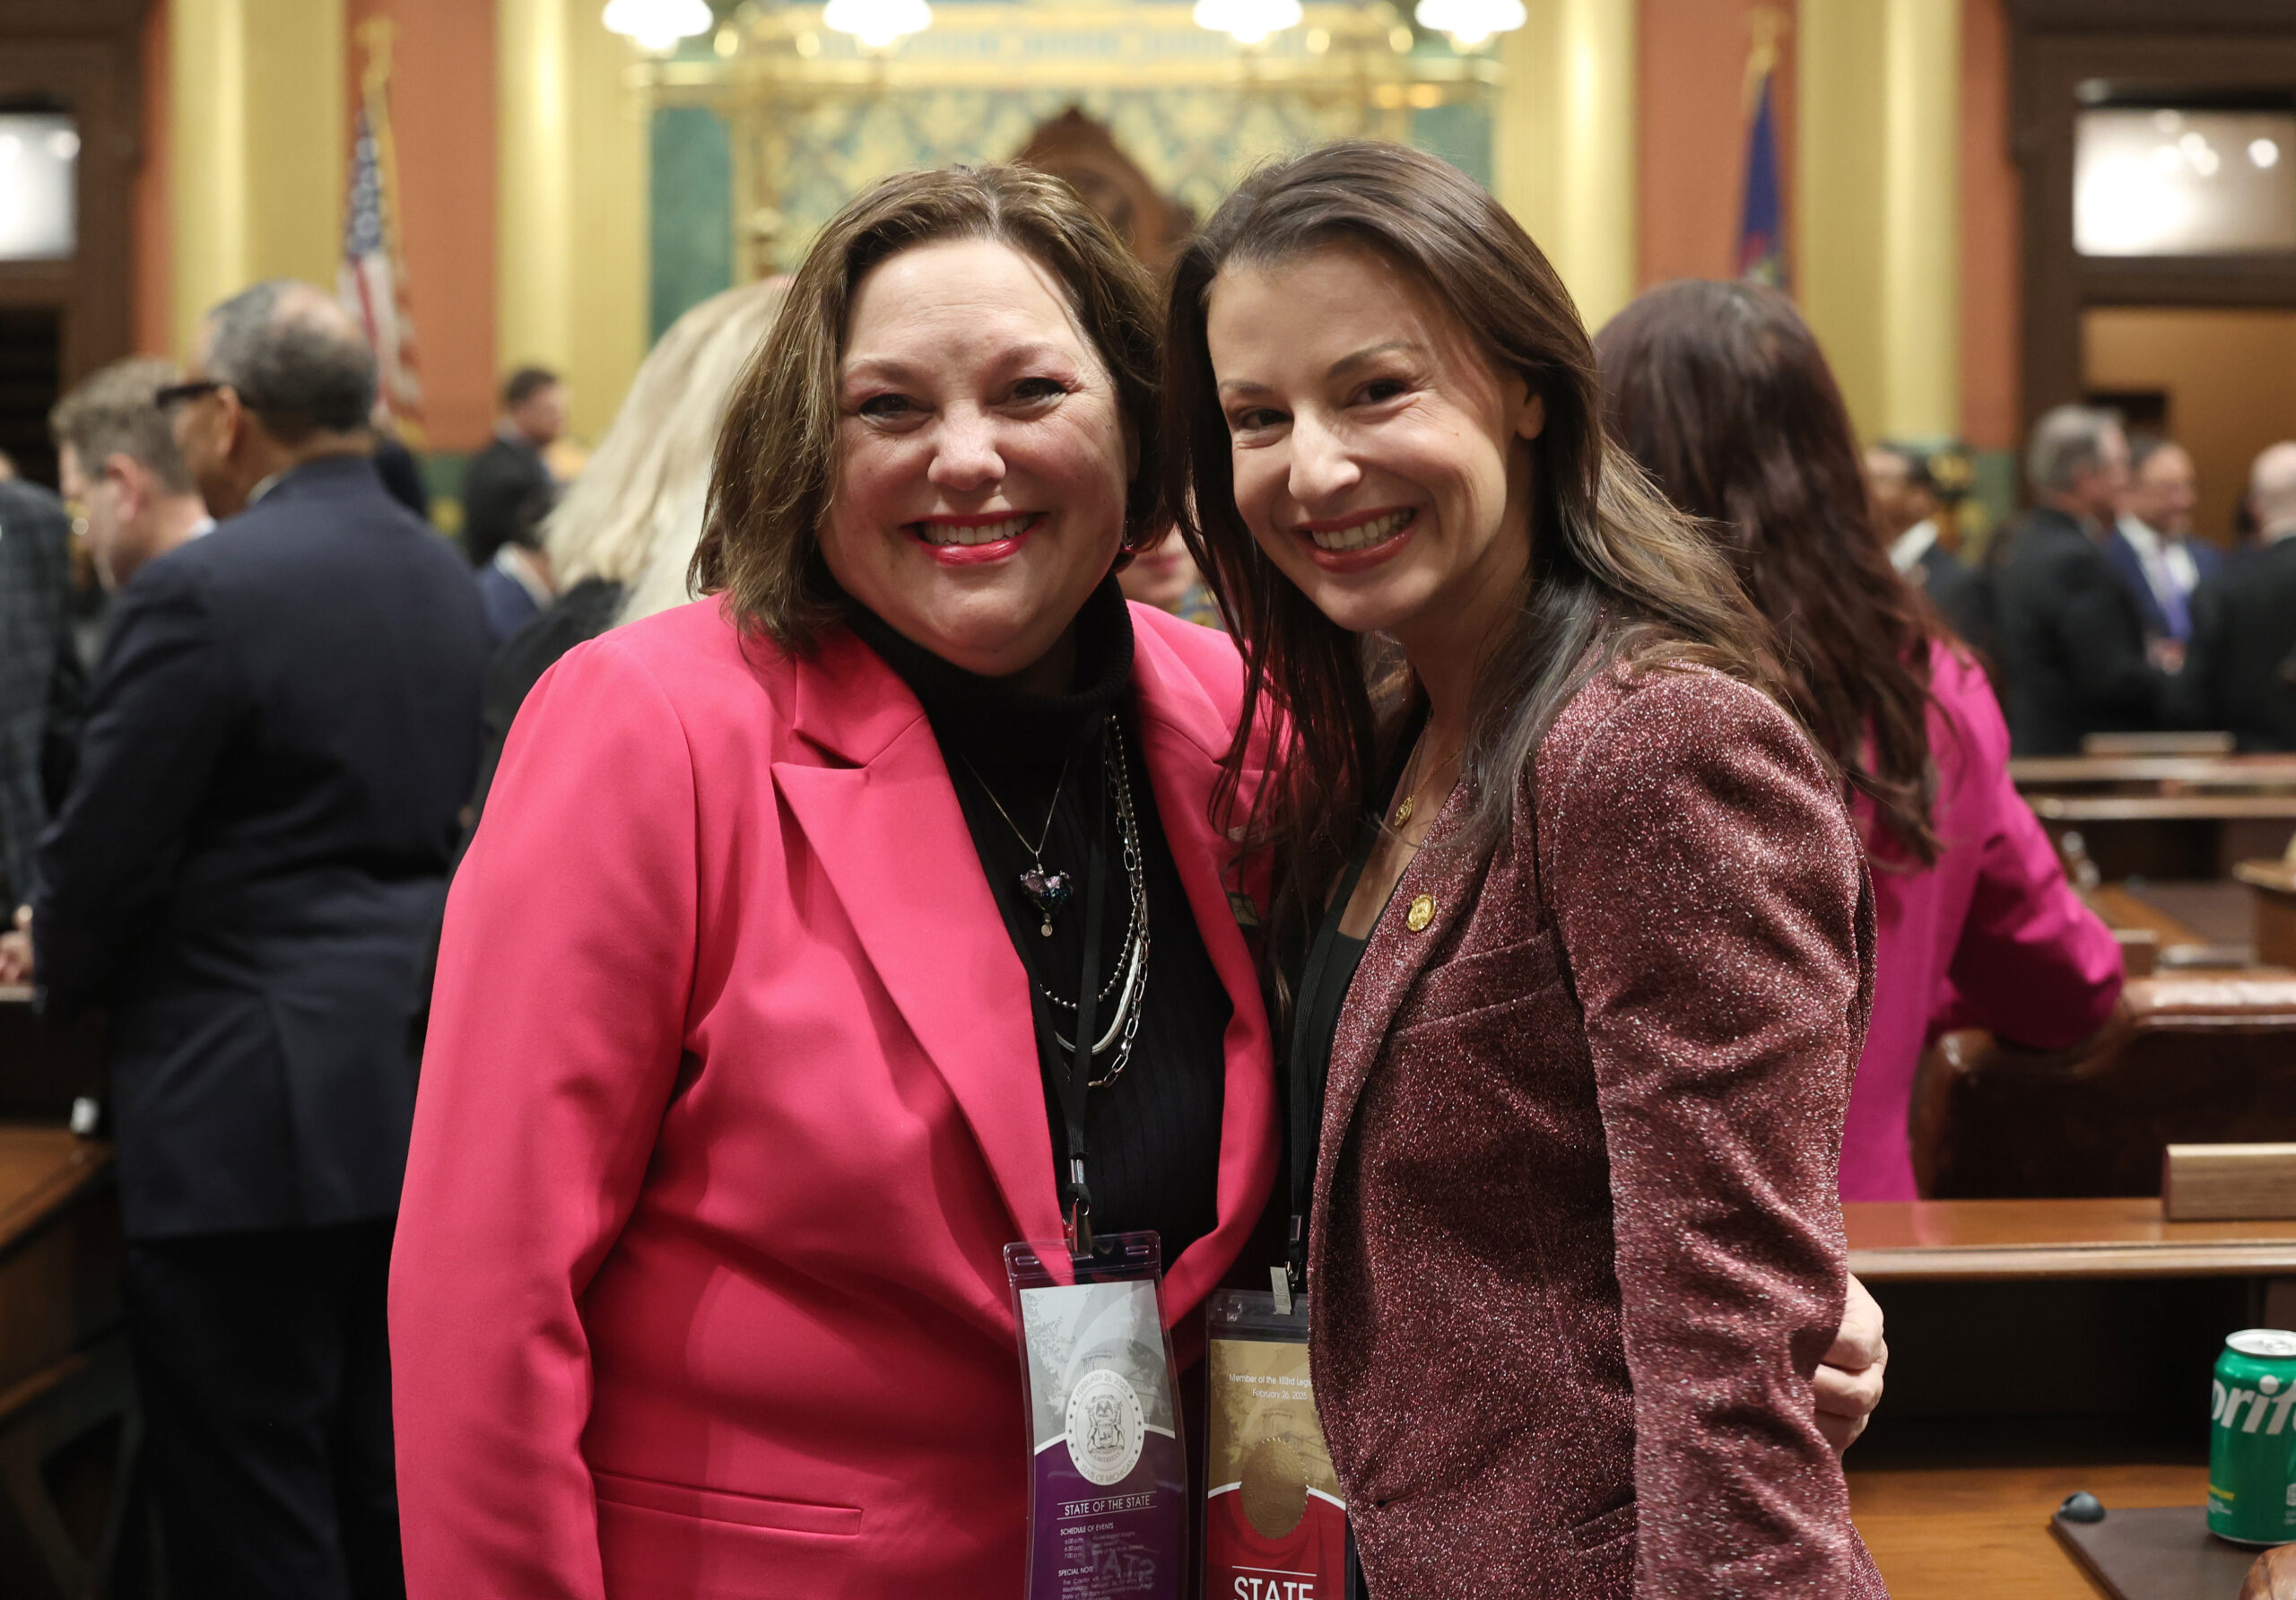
xmin=1161 ymin=142 xmax=1782 ymax=996
xmin=692 ymin=165 xmax=1167 ymax=648
xmin=1595 ymin=279 xmax=1944 ymax=866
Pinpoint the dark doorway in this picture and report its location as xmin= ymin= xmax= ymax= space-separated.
xmin=0 ymin=307 xmax=63 ymax=489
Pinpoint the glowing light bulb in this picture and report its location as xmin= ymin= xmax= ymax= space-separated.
xmin=822 ymin=0 xmax=933 ymax=48
xmin=1192 ymin=0 xmax=1302 ymax=47
xmin=1413 ymin=0 xmax=1526 ymax=51
xmin=601 ymin=0 xmax=712 ymax=53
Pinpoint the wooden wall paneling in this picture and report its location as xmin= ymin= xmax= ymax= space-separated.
xmin=0 ymin=5 xmax=145 ymax=389
xmin=2008 ymin=6 xmax=2296 ymax=435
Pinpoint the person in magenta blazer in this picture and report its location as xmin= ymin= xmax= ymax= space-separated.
xmin=1164 ymin=144 xmax=1883 ymax=1598
xmin=1596 ymin=279 xmax=2124 ymax=1204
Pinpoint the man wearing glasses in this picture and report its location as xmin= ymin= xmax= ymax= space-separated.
xmin=8 ymin=281 xmax=489 ymax=1600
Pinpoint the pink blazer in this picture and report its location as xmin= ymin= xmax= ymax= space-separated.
xmin=1844 ymin=642 xmax=2123 ymax=1201
xmin=389 ymin=599 xmax=1279 ymax=1598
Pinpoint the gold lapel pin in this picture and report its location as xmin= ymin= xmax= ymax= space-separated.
xmin=1405 ymin=893 xmax=1434 ymax=932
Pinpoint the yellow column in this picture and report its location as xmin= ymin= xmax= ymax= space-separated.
xmin=1798 ymin=0 xmax=1960 ymax=442
xmin=1880 ymin=0 xmax=1960 ymax=441
xmin=1496 ymin=0 xmax=1637 ymax=332
xmin=170 ymin=0 xmax=346 ymax=358
xmin=497 ymin=0 xmax=648 ymax=443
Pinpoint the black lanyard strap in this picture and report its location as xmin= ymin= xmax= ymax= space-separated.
xmin=1285 ymin=705 xmax=1426 ymax=1294
xmin=1285 ymin=818 xmax=1378 ymax=1295
xmin=1056 ymin=749 xmax=1112 ymax=1255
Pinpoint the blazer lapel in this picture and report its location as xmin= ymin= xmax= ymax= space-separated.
xmin=771 ymin=630 xmax=1066 ymax=1251
xmin=1309 ymin=784 xmax=1472 ymax=1239
xmin=1126 ymin=617 xmax=1280 ymax=1316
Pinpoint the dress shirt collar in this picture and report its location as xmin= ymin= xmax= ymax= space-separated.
xmin=1888 ymin=519 xmax=1938 ymax=575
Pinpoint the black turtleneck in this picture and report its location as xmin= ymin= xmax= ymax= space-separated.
xmin=849 ymin=580 xmax=1230 ymax=1266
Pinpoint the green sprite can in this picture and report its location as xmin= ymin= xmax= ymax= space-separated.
xmin=2210 ymin=1329 xmax=2296 ymax=1545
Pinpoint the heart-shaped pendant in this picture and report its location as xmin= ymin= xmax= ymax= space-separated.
xmin=1019 ymin=868 xmax=1074 ymax=936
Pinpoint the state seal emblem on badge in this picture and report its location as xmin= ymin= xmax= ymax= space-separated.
xmin=1064 ymin=1367 xmax=1146 ymax=1485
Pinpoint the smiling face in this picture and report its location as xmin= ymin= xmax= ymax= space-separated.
xmin=822 ymin=237 xmax=1134 ymax=688
xmin=1205 ymin=243 xmax=1544 ymax=654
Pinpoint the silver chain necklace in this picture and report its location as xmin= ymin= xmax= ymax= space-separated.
xmin=965 ymin=723 xmax=1151 ymax=1091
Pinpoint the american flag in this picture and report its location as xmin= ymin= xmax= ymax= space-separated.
xmin=340 ymin=48 xmax=423 ymax=439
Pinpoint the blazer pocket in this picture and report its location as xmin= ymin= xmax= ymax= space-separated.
xmin=592 ymin=1468 xmax=863 ymax=1537
xmin=1389 ymin=934 xmax=1557 ymax=1033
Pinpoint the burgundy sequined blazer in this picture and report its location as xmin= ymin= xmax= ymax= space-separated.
xmin=1308 ymin=662 xmax=1887 ymax=1600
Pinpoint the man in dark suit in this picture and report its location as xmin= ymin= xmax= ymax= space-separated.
xmin=2179 ymin=441 xmax=2296 ymax=749
xmin=2103 ymin=434 xmax=2222 ymax=650
xmin=1866 ymin=440 xmax=1994 ymax=655
xmin=9 ymin=281 xmax=489 ymax=1599
xmin=0 ymin=477 xmax=82 ymax=919
xmin=1991 ymin=405 xmax=2169 ymax=754
xmin=459 ymin=365 xmax=564 ymax=570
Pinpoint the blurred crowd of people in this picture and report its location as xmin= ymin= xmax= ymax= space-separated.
xmin=1866 ymin=412 xmax=2296 ymax=754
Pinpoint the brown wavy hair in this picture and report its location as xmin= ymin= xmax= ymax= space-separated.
xmin=691 ymin=165 xmax=1167 ymax=648
xmin=1594 ymin=279 xmax=1944 ymax=866
xmin=1161 ymin=142 xmax=1784 ymax=1000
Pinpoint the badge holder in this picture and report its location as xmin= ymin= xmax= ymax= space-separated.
xmin=1204 ymin=1289 xmax=1352 ymax=1600
xmin=1006 ymin=1231 xmax=1188 ymax=1599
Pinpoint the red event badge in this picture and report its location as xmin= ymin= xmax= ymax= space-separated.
xmin=1204 ymin=1290 xmax=1349 ymax=1600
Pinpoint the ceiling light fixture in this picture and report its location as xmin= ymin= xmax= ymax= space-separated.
xmin=1412 ymin=0 xmax=1526 ymax=51
xmin=602 ymin=0 xmax=713 ymax=54
xmin=822 ymin=0 xmax=933 ymax=48
xmin=1192 ymin=0 xmax=1303 ymax=48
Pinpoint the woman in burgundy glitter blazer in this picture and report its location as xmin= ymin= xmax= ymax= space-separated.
xmin=1162 ymin=143 xmax=1889 ymax=1598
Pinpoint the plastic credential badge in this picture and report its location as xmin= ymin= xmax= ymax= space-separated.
xmin=1205 ymin=1291 xmax=1349 ymax=1600
xmin=1006 ymin=1232 xmax=1187 ymax=1599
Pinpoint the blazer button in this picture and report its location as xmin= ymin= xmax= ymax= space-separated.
xmin=1405 ymin=893 xmax=1434 ymax=932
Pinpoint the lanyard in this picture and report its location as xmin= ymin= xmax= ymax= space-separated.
xmin=1053 ymin=764 xmax=1111 ymax=1256
xmin=1284 ymin=818 xmax=1378 ymax=1297
xmin=1283 ymin=707 xmax=1425 ymax=1295
xmin=965 ymin=717 xmax=1116 ymax=1257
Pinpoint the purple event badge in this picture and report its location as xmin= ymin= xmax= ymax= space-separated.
xmin=1008 ymin=1234 xmax=1187 ymax=1599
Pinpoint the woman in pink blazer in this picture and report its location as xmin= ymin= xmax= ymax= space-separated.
xmin=1596 ymin=280 xmax=2124 ymax=1202
xmin=389 ymin=168 xmax=1283 ymax=1596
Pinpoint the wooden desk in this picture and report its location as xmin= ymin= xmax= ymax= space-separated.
xmin=2013 ymin=755 xmax=2296 ymax=788
xmin=2014 ymin=756 xmax=2296 ymax=877
xmin=0 ymin=1126 xmax=117 ymax=1401
xmin=1841 ymin=1201 xmax=2295 ymax=1596
xmin=1849 ymin=1457 xmax=2213 ymax=1600
xmin=1848 ymin=1197 xmax=2296 ymax=1283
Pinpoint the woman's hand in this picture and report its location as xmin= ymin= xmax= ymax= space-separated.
xmin=0 ymin=906 xmax=32 ymax=985
xmin=1813 ymin=1273 xmax=1887 ymax=1455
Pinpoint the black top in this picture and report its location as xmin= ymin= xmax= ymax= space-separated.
xmin=852 ymin=580 xmax=1231 ymax=1264
xmin=1282 ymin=710 xmax=1420 ymax=1290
